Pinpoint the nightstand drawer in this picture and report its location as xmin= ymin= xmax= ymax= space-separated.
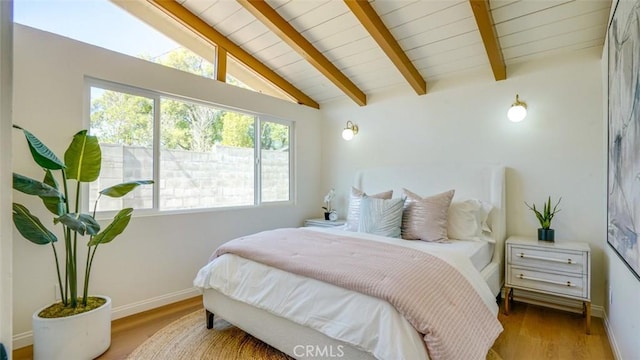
xmin=509 ymin=266 xmax=586 ymax=299
xmin=509 ymin=245 xmax=586 ymax=274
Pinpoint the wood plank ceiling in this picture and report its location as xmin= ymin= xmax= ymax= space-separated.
xmin=140 ymin=0 xmax=612 ymax=108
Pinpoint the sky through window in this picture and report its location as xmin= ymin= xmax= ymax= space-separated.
xmin=14 ymin=0 xmax=179 ymax=59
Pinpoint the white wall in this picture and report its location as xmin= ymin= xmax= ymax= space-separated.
xmin=321 ymin=53 xmax=606 ymax=309
xmin=11 ymin=24 xmax=322 ymax=346
xmin=602 ymin=1 xmax=640 ymax=357
xmin=0 ymin=0 xmax=13 ymax=356
xmin=605 ymin=251 xmax=640 ymax=359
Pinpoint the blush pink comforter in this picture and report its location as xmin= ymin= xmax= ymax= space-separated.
xmin=212 ymin=228 xmax=502 ymax=360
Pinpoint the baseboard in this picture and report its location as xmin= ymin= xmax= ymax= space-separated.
xmin=12 ymin=287 xmax=201 ymax=350
xmin=603 ymin=312 xmax=622 ymax=360
xmin=12 ymin=332 xmax=32 ymax=351
xmin=506 ymin=288 xmax=604 ymax=318
xmin=591 ymin=304 xmax=604 ymax=319
xmin=110 ymin=287 xmax=201 ymax=320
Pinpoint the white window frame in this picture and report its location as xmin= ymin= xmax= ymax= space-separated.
xmin=258 ymin=115 xmax=295 ymax=206
xmin=84 ymin=77 xmax=294 ymax=217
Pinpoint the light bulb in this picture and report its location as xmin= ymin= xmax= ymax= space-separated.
xmin=342 ymin=128 xmax=354 ymax=140
xmin=507 ymin=105 xmax=527 ymax=122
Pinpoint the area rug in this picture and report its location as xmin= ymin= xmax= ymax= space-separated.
xmin=127 ymin=310 xmax=503 ymax=359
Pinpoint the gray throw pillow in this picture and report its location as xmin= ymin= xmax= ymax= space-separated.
xmin=345 ymin=187 xmax=393 ymax=231
xmin=358 ymin=196 xmax=405 ymax=238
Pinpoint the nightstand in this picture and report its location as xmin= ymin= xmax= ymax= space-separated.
xmin=504 ymin=236 xmax=591 ymax=334
xmin=303 ymin=218 xmax=346 ymax=228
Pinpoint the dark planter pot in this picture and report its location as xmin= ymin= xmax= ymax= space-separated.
xmin=324 ymin=212 xmax=330 ymax=220
xmin=538 ymin=228 xmax=555 ymax=241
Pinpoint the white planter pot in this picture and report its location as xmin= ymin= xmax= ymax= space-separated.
xmin=32 ymin=296 xmax=111 ymax=360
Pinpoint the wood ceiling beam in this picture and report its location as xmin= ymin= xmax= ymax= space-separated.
xmin=469 ymin=0 xmax=506 ymax=81
xmin=147 ymin=0 xmax=320 ymax=109
xmin=344 ymin=0 xmax=426 ymax=95
xmin=215 ymin=46 xmax=227 ymax=83
xmin=237 ymin=0 xmax=367 ymax=106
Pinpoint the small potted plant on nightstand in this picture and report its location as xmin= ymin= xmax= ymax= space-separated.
xmin=322 ymin=188 xmax=336 ymax=221
xmin=525 ymin=196 xmax=561 ymax=241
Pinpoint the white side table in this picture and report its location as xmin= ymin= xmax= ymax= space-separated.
xmin=303 ymin=218 xmax=346 ymax=228
xmin=504 ymin=236 xmax=591 ymax=334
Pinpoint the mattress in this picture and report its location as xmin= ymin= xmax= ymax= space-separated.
xmin=194 ymin=227 xmax=499 ymax=360
xmin=321 ymin=227 xmax=495 ymax=272
xmin=425 ymin=237 xmax=495 ymax=272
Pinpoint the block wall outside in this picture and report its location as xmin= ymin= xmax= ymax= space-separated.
xmin=89 ymin=144 xmax=289 ymax=211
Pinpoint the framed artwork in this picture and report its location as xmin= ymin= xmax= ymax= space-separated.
xmin=608 ymin=0 xmax=640 ymax=281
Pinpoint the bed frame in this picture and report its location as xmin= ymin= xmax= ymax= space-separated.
xmin=203 ymin=163 xmax=506 ymax=359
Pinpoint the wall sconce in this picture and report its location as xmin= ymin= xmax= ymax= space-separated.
xmin=342 ymin=121 xmax=359 ymax=140
xmin=507 ymin=94 xmax=527 ymax=122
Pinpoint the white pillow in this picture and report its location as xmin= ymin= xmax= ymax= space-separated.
xmin=345 ymin=187 xmax=393 ymax=231
xmin=447 ymin=199 xmax=492 ymax=240
xmin=358 ymin=196 xmax=405 ymax=238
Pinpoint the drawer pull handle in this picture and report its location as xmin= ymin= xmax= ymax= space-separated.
xmin=518 ymin=252 xmax=576 ymax=265
xmin=518 ymin=273 xmax=576 ymax=287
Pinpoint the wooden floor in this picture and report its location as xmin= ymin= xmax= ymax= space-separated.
xmin=14 ymin=297 xmax=614 ymax=360
xmin=494 ymin=302 xmax=614 ymax=360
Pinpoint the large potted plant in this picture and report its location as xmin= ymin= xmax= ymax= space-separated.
xmin=12 ymin=125 xmax=152 ymax=359
xmin=525 ymin=196 xmax=561 ymax=241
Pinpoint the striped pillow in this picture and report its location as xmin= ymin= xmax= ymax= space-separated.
xmin=401 ymin=189 xmax=455 ymax=242
xmin=358 ymin=196 xmax=405 ymax=238
xmin=345 ymin=187 xmax=393 ymax=231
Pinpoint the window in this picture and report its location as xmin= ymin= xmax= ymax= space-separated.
xmin=260 ymin=121 xmax=290 ymax=202
xmin=14 ymin=0 xmax=181 ymax=66
xmin=14 ymin=0 xmax=284 ymax=97
xmin=88 ymin=86 xmax=154 ymax=212
xmin=88 ymin=79 xmax=292 ymax=213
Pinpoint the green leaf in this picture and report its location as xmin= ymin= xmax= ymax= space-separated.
xmin=54 ymin=213 xmax=100 ymax=236
xmin=64 ymin=130 xmax=101 ymax=182
xmin=545 ymin=197 xmax=551 ymax=217
xmin=526 ymin=197 xmax=562 ymax=230
xmin=19 ymin=129 xmax=66 ymax=170
xmin=100 ymin=180 xmax=154 ymax=198
xmin=89 ymin=208 xmax=133 ymax=246
xmin=13 ymin=173 xmax=64 ymax=199
xmin=41 ymin=170 xmax=65 ymax=216
xmin=12 ymin=203 xmax=57 ymax=245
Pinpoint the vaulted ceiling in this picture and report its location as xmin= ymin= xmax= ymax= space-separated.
xmin=118 ymin=0 xmax=612 ymax=109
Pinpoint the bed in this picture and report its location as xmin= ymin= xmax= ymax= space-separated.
xmin=194 ymin=163 xmax=506 ymax=360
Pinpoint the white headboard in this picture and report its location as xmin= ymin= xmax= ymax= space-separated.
xmin=354 ymin=163 xmax=506 ymax=289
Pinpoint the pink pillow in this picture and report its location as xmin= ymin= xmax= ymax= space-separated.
xmin=401 ymin=188 xmax=455 ymax=242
